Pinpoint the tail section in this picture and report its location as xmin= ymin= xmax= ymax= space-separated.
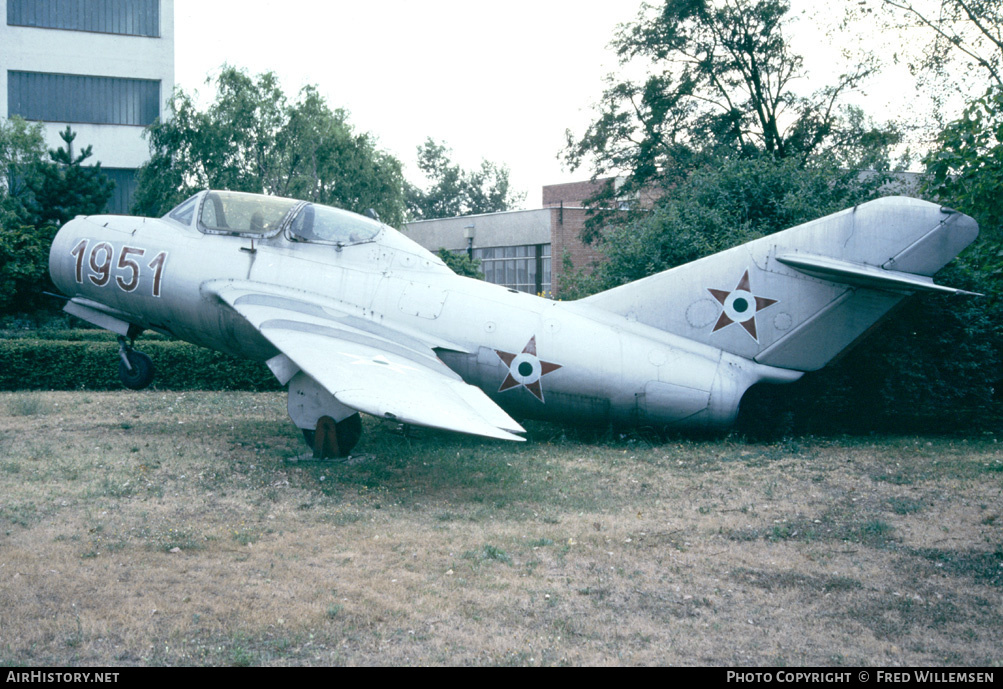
xmin=582 ymin=197 xmax=978 ymax=372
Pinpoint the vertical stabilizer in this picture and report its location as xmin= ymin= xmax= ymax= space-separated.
xmin=581 ymin=197 xmax=978 ymax=371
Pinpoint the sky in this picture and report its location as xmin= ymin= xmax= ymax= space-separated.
xmin=174 ymin=0 xmax=649 ymax=207
xmin=172 ymin=1 xmax=935 ymax=209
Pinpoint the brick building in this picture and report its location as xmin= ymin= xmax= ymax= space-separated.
xmin=541 ymin=178 xmax=610 ymax=295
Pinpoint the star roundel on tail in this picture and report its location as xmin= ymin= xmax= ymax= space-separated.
xmin=707 ymin=270 xmax=778 ymax=342
xmin=494 ymin=335 xmax=562 ymax=402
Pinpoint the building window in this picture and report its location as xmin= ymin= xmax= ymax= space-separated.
xmin=8 ymin=71 xmax=160 ymax=126
xmin=7 ymin=0 xmax=160 ymax=37
xmin=474 ymin=244 xmax=551 ymax=296
xmin=101 ymin=168 xmax=138 ymax=214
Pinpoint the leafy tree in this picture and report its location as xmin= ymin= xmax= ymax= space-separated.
xmin=874 ymin=0 xmax=1003 ymax=91
xmin=436 ymin=248 xmax=482 ymax=278
xmin=918 ymin=86 xmax=1003 ymax=422
xmin=133 ymin=67 xmax=408 ymax=227
xmin=406 ymin=137 xmax=524 ymax=220
xmin=925 ymin=88 xmax=1003 ymax=238
xmin=564 ymin=0 xmax=901 ymax=199
xmin=559 ymin=0 xmax=910 ymax=293
xmin=890 ymin=0 xmax=1003 ymax=426
xmin=854 ymin=1 xmax=1003 ymax=427
xmin=0 ymin=116 xmax=47 ymax=228
xmin=0 ymin=223 xmax=57 ymax=315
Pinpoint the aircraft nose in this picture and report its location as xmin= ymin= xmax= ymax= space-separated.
xmin=48 ymin=217 xmax=88 ymax=296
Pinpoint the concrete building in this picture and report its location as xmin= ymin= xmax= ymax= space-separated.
xmin=1 ymin=0 xmax=174 ymax=213
xmin=406 ymin=208 xmax=555 ymax=295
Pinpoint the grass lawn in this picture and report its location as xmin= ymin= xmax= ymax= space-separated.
xmin=1 ymin=391 xmax=1000 ymax=666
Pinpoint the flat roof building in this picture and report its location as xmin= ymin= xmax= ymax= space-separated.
xmin=407 ymin=207 xmax=555 ymax=296
xmin=0 ymin=0 xmax=174 ymax=213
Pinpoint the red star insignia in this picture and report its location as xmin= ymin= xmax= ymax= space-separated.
xmin=707 ymin=270 xmax=778 ymax=342
xmin=494 ymin=336 xmax=562 ymax=402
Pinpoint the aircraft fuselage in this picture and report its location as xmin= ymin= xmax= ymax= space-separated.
xmin=49 ymin=211 xmax=798 ymax=432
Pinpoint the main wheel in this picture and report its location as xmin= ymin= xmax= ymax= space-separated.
xmin=301 ymin=413 xmax=363 ymax=458
xmin=118 ymin=350 xmax=155 ymax=390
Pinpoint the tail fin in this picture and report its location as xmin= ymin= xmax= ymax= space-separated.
xmin=581 ymin=197 xmax=978 ymax=371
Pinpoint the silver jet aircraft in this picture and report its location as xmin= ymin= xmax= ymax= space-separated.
xmin=48 ymin=191 xmax=978 ymax=457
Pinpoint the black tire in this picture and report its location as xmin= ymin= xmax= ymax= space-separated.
xmin=301 ymin=413 xmax=363 ymax=458
xmin=336 ymin=413 xmax=363 ymax=455
xmin=118 ymin=350 xmax=155 ymax=390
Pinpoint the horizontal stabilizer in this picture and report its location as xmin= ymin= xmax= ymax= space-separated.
xmin=775 ymin=254 xmax=981 ymax=296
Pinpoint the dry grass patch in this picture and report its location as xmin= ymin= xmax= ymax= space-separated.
xmin=0 ymin=391 xmax=1000 ymax=666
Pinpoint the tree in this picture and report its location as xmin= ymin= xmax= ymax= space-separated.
xmin=0 ymin=116 xmax=47 ymax=229
xmin=133 ymin=67 xmax=408 ymax=227
xmin=925 ymin=88 xmax=1003 ymax=238
xmin=894 ymin=0 xmax=1003 ymax=419
xmin=0 ymin=222 xmax=57 ymax=315
xmin=436 ymin=248 xmax=482 ymax=278
xmin=874 ymin=0 xmax=1003 ymax=91
xmin=0 ymin=122 xmax=113 ymax=316
xmin=920 ymin=86 xmax=1003 ymax=417
xmin=32 ymin=127 xmax=114 ymax=228
xmin=564 ymin=0 xmax=901 ymax=197
xmin=406 ymin=137 xmax=524 ymax=220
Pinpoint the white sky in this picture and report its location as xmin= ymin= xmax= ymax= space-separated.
xmin=174 ymin=0 xmax=648 ymax=207
xmin=172 ymin=1 xmax=943 ymax=209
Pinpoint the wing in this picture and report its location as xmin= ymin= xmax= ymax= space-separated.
xmin=207 ymin=280 xmax=525 ymax=441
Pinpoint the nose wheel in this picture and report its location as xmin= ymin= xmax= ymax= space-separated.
xmin=118 ymin=336 xmax=155 ymax=390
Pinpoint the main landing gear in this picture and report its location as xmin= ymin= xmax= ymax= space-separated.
xmin=283 ymin=371 xmax=363 ymax=460
xmin=301 ymin=413 xmax=363 ymax=459
xmin=117 ymin=335 xmax=155 ymax=390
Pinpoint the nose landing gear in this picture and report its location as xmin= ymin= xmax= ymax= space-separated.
xmin=117 ymin=335 xmax=155 ymax=390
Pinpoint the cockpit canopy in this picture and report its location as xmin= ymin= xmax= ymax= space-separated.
xmin=165 ymin=191 xmax=384 ymax=246
xmin=287 ymin=203 xmax=383 ymax=245
xmin=200 ymin=191 xmax=299 ymax=235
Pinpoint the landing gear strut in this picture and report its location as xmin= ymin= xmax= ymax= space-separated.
xmin=117 ymin=335 xmax=155 ymax=390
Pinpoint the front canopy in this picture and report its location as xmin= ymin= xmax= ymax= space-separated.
xmin=199 ymin=191 xmax=301 ymax=236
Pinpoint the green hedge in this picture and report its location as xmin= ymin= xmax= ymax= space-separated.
xmin=0 ymin=329 xmax=170 ymax=342
xmin=0 ymin=338 xmax=282 ymax=391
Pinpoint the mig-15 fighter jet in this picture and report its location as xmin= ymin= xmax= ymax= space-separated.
xmin=48 ymin=191 xmax=977 ymax=457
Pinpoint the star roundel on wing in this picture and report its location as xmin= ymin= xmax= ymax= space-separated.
xmin=707 ymin=270 xmax=778 ymax=342
xmin=494 ymin=335 xmax=562 ymax=402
